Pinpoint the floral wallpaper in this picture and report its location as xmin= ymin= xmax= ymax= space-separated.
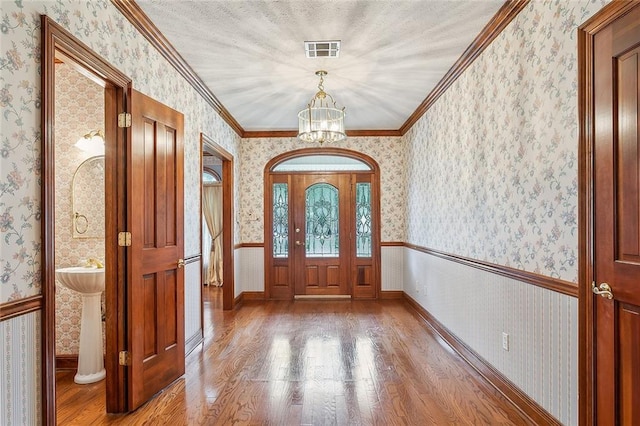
xmin=0 ymin=0 xmax=240 ymax=304
xmin=54 ymin=63 xmax=105 ymax=356
xmin=238 ymin=137 xmax=406 ymax=243
xmin=404 ymin=0 xmax=608 ymax=283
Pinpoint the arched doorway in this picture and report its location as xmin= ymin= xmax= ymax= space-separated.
xmin=264 ymin=148 xmax=381 ymax=300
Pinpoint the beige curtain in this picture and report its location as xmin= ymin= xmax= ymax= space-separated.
xmin=202 ymin=184 xmax=223 ymax=286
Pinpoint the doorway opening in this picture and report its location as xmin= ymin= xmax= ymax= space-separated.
xmin=201 ymin=134 xmax=235 ymax=311
xmin=42 ymin=16 xmax=131 ymax=422
xmin=264 ymin=148 xmax=381 ymax=300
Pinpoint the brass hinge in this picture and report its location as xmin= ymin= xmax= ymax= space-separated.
xmin=119 ymin=351 xmax=131 ymax=366
xmin=118 ymin=112 xmax=132 ymax=128
xmin=118 ymin=231 xmax=131 ymax=247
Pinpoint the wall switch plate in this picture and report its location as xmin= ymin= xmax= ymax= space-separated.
xmin=502 ymin=332 xmax=509 ymax=351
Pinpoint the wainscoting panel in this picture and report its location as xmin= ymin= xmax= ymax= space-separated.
xmin=1 ymin=312 xmax=41 ymax=425
xmin=236 ymin=246 xmax=403 ymax=294
xmin=184 ymin=259 xmax=202 ymax=351
xmin=381 ymin=246 xmax=404 ymax=291
xmin=235 ymin=247 xmax=265 ymax=296
xmin=404 ymin=247 xmax=577 ymax=425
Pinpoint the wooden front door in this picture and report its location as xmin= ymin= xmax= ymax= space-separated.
xmin=128 ymin=90 xmax=185 ymax=410
xmin=593 ymin=5 xmax=640 ymax=423
xmin=266 ymin=152 xmax=379 ymax=301
xmin=293 ymin=174 xmax=351 ymax=297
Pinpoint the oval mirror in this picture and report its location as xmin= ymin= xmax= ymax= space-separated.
xmin=71 ymin=156 xmax=105 ymax=239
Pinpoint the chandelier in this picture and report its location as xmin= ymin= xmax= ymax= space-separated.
xmin=298 ymin=70 xmax=346 ymax=144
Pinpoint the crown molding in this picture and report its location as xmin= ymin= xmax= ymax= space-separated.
xmin=111 ymin=0 xmax=244 ymax=136
xmin=399 ymin=0 xmax=530 ymax=135
xmin=242 ymin=129 xmax=402 ymax=139
xmin=114 ymin=0 xmax=528 ymax=138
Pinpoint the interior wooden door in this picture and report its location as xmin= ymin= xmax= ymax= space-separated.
xmin=128 ymin=90 xmax=185 ymax=410
xmin=292 ymin=174 xmax=351 ymax=296
xmin=593 ymin=5 xmax=640 ymax=423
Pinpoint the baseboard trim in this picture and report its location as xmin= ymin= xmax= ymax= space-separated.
xmin=55 ymin=354 xmax=78 ymax=370
xmin=185 ymin=331 xmax=204 ymax=356
xmin=403 ymin=293 xmax=561 ymax=426
xmin=380 ymin=290 xmax=404 ymax=299
xmin=243 ymin=291 xmax=265 ymax=301
xmin=234 ymin=293 xmax=244 ymax=306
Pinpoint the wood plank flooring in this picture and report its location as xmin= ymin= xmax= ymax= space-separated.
xmin=56 ymin=287 xmax=532 ymax=425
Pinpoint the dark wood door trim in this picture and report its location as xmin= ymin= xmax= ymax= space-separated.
xmin=41 ymin=15 xmax=132 ymax=423
xmin=577 ymin=3 xmax=639 ymax=425
xmin=201 ymin=134 xmax=235 ymax=310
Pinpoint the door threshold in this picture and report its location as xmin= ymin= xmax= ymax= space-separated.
xmin=294 ymin=295 xmax=352 ymax=300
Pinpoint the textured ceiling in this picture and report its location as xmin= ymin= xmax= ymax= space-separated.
xmin=136 ymin=0 xmax=505 ymax=131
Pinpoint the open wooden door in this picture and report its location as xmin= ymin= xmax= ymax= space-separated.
xmin=592 ymin=4 xmax=640 ymax=423
xmin=128 ymin=89 xmax=185 ymax=410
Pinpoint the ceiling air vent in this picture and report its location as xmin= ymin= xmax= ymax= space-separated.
xmin=305 ymin=40 xmax=340 ymax=58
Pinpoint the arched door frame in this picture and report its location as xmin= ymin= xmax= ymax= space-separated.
xmin=264 ymin=148 xmax=381 ymax=300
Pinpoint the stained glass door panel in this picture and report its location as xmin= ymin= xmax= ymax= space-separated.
xmin=305 ymin=183 xmax=339 ymax=257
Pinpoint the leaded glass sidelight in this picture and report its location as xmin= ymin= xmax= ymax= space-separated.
xmin=356 ymin=183 xmax=372 ymax=257
xmin=305 ymin=183 xmax=339 ymax=257
xmin=273 ymin=183 xmax=288 ymax=257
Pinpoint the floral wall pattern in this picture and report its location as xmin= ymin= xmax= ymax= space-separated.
xmin=404 ymin=0 xmax=608 ymax=283
xmin=0 ymin=0 xmax=241 ymax=304
xmin=54 ymin=63 xmax=105 ymax=356
xmin=238 ymin=137 xmax=405 ymax=244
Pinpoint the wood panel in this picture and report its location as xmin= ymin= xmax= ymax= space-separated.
xmin=619 ymin=304 xmax=640 ymax=424
xmin=55 ymin=288 xmax=540 ymax=424
xmin=273 ymin=266 xmax=289 ymax=286
xmin=617 ymin=48 xmax=640 ymax=264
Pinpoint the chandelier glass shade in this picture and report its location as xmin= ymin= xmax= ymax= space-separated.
xmin=298 ymin=70 xmax=346 ymax=144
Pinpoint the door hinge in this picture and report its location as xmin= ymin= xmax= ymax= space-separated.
xmin=118 ymin=231 xmax=131 ymax=247
xmin=119 ymin=351 xmax=131 ymax=366
xmin=118 ymin=112 xmax=132 ymax=128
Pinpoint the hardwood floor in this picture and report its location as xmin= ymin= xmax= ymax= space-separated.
xmin=56 ymin=287 xmax=532 ymax=425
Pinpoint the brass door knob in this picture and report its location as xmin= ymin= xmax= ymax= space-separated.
xmin=177 ymin=259 xmax=185 ymax=268
xmin=295 ymin=240 xmax=305 ymax=246
xmin=592 ymin=282 xmax=613 ymax=299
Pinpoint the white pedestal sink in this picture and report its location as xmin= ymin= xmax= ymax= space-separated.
xmin=55 ymin=266 xmax=106 ymax=384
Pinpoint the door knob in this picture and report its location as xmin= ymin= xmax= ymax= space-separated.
xmin=177 ymin=259 xmax=185 ymax=268
xmin=592 ymin=282 xmax=614 ymax=299
xmin=295 ymin=240 xmax=305 ymax=246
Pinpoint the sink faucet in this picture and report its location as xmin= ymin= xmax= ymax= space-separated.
xmin=86 ymin=258 xmax=104 ymax=268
